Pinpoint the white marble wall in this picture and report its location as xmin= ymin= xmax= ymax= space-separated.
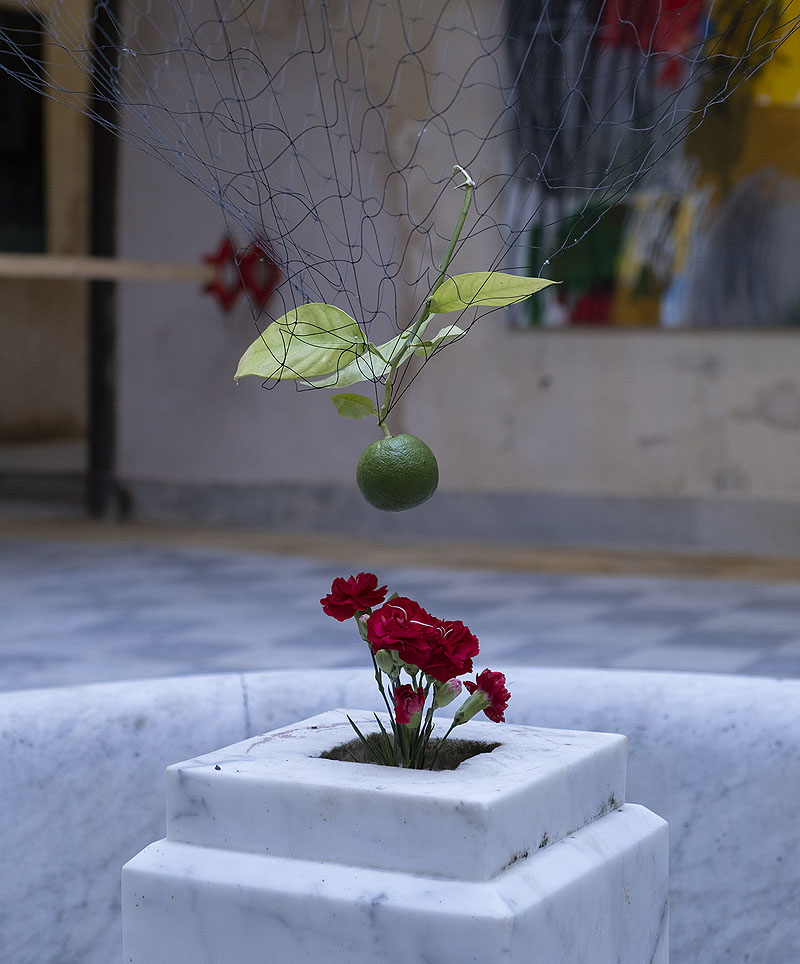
xmin=2 ymin=667 xmax=799 ymax=963
xmin=0 ymin=675 xmax=251 ymax=964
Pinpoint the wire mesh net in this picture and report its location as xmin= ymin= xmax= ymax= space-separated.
xmin=2 ymin=0 xmax=799 ymax=398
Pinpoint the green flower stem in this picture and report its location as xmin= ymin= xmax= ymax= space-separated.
xmin=394 ymin=713 xmax=406 ymax=766
xmin=377 ymin=165 xmax=475 ymax=430
xmin=427 ymin=718 xmax=459 ymax=771
xmin=417 ymin=693 xmax=437 ymax=766
xmin=420 ymin=703 xmax=436 ymax=767
xmin=409 ymin=686 xmax=435 ymax=768
xmin=371 ymin=651 xmax=394 ymax=717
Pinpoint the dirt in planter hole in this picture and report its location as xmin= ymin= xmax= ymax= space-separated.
xmin=320 ymin=735 xmax=500 ymax=770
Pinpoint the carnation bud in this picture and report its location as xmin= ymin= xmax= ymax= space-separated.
xmin=400 ymin=709 xmax=423 ymax=728
xmin=433 ymin=678 xmax=462 ymax=709
xmin=452 ymin=689 xmax=490 ymax=726
xmin=375 ymin=648 xmax=401 ymax=680
xmin=357 ymin=613 xmax=370 ymax=641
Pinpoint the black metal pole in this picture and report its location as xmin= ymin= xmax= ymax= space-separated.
xmin=87 ymin=0 xmax=119 ymax=517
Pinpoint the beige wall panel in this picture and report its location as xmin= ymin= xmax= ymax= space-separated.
xmin=116 ymin=151 xmax=380 ymax=487
xmin=405 ymin=326 xmax=800 ymax=502
xmin=113 ymin=0 xmax=800 ymax=518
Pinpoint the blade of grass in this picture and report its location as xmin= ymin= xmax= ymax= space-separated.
xmin=347 ymin=715 xmax=393 ymax=766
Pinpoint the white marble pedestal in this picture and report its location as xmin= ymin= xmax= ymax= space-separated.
xmin=122 ymin=709 xmax=668 ymax=963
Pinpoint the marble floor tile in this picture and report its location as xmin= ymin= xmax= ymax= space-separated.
xmin=660 ymin=629 xmax=793 ymax=649
xmin=475 ymin=599 xmax=614 ymax=626
xmin=747 ymin=583 xmax=800 ymax=601
xmin=696 ymin=610 xmax=800 ymax=634
xmin=739 ymin=654 xmax=800 ymax=677
xmin=2 ymin=534 xmax=800 ymax=690
xmin=739 ymin=596 xmax=800 ymax=612
xmin=541 ymin=622 xmax=680 ymax=648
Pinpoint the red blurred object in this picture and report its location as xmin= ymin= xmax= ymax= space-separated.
xmin=599 ymin=0 xmax=704 ymax=87
xmin=203 ymin=238 xmax=282 ymax=312
xmin=238 ymin=240 xmax=283 ymax=309
xmin=600 ymin=0 xmax=703 ymax=51
xmin=570 ymin=290 xmax=614 ymax=325
xmin=203 ymin=238 xmax=240 ymax=311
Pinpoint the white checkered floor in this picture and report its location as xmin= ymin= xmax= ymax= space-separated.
xmin=3 ymin=536 xmax=800 ymax=691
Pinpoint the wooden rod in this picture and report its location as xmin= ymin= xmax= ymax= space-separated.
xmin=0 ymin=253 xmax=215 ymax=284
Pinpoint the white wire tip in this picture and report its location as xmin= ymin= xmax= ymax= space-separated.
xmin=452 ymin=165 xmax=475 ymax=190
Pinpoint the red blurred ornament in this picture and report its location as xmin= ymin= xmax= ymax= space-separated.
xmin=203 ymin=238 xmax=282 ymax=311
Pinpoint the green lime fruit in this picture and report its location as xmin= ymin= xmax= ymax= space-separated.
xmin=356 ymin=434 xmax=439 ymax=512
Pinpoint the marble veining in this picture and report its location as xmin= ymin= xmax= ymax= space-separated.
xmin=166 ymin=708 xmax=627 ymax=880
xmin=3 ymin=667 xmax=799 ymax=963
xmin=125 ymin=808 xmax=668 ymax=964
xmin=124 ymin=712 xmax=666 ymax=964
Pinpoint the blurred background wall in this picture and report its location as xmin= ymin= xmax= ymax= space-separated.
xmin=4 ymin=0 xmax=800 ymax=554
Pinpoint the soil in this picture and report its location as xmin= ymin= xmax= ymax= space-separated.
xmin=320 ymin=735 xmax=499 ymax=770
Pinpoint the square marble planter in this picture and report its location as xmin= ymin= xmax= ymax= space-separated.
xmin=123 ymin=709 xmax=668 ymax=963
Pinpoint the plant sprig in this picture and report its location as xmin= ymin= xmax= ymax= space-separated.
xmin=235 ymin=164 xmax=557 ymax=436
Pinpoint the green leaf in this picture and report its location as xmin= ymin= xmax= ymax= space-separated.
xmin=330 ymin=392 xmax=378 ymax=419
xmin=310 ymin=334 xmax=413 ymax=389
xmin=346 ymin=716 xmax=394 ymax=766
xmin=234 ymin=304 xmax=366 ymax=382
xmin=412 ymin=323 xmax=466 ymax=357
xmin=309 ymin=321 xmax=444 ymax=390
xmin=370 ymin=332 xmax=418 ymax=366
xmin=309 ymin=344 xmax=388 ymax=389
xmin=429 ymin=272 xmax=558 ymax=313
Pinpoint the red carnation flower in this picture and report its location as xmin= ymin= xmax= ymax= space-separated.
xmin=367 ymin=600 xmax=479 ymax=684
xmin=393 ymin=684 xmax=426 ymax=725
xmin=462 ymin=669 xmax=510 ymax=723
xmin=416 ymin=619 xmax=479 ymax=684
xmin=366 ymin=597 xmax=438 ymax=655
xmin=321 ymin=572 xmax=388 ymax=621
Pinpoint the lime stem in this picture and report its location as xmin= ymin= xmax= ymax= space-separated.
xmin=428 ymin=165 xmax=475 ymax=303
xmin=376 ymin=165 xmax=475 ymax=429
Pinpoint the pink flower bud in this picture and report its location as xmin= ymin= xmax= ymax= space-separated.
xmin=433 ymin=678 xmax=462 ymax=709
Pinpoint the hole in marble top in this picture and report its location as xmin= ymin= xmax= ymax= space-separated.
xmin=319 ymin=736 xmax=500 ymax=770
